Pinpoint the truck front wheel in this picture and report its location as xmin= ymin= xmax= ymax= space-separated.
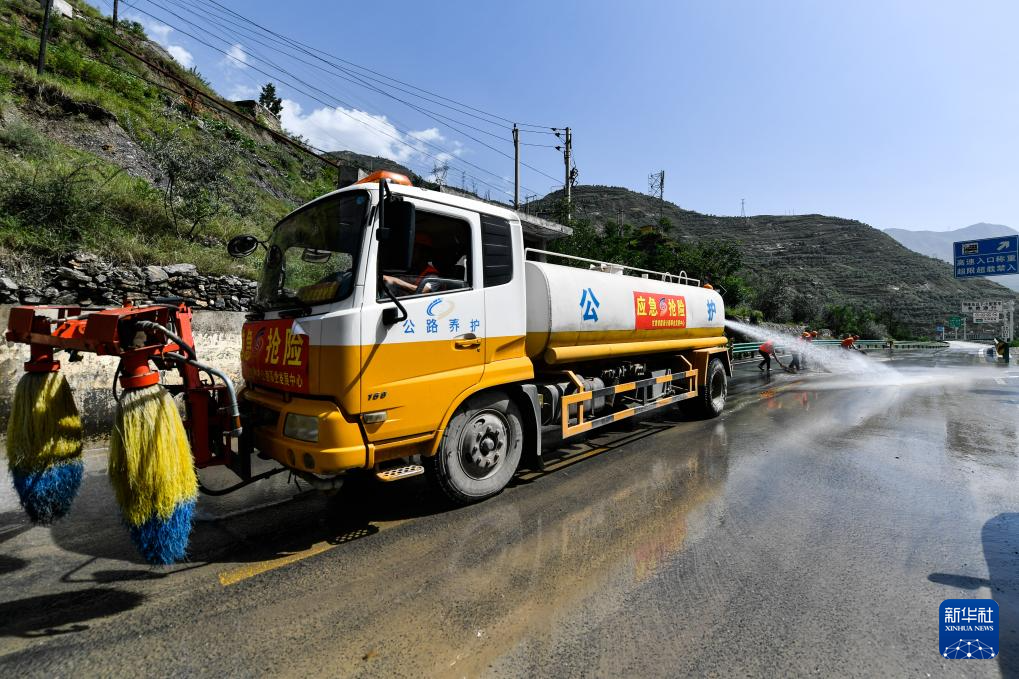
xmin=424 ymin=391 xmax=523 ymax=505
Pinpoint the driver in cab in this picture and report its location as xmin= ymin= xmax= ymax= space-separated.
xmin=384 ymin=232 xmax=440 ymax=296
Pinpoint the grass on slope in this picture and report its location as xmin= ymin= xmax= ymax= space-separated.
xmin=0 ymin=0 xmax=337 ymax=277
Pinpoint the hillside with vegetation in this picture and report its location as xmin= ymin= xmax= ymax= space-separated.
xmin=534 ymin=186 xmax=1018 ymax=337
xmin=0 ymin=0 xmax=349 ymax=281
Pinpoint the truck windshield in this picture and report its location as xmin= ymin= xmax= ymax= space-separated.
xmin=256 ymin=191 xmax=370 ymax=310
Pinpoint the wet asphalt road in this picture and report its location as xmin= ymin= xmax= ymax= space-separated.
xmin=1 ymin=347 xmax=1018 ymax=677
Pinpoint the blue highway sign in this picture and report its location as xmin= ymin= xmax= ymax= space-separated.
xmin=954 ymin=235 xmax=1019 ymax=278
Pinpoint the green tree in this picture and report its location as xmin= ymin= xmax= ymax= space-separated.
xmin=143 ymin=128 xmax=236 ymax=239
xmin=258 ymin=82 xmax=283 ymax=116
xmin=551 ymin=219 xmax=752 ymax=308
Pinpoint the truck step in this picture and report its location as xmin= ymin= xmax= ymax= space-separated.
xmin=375 ymin=464 xmax=425 ymax=483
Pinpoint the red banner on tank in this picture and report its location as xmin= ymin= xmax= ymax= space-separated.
xmin=633 ymin=292 xmax=687 ymax=330
xmin=241 ymin=319 xmax=310 ymax=393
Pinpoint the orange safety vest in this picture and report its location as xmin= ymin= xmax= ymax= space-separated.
xmin=414 ymin=263 xmax=439 ymax=286
xmin=760 ymin=341 xmax=774 ymax=354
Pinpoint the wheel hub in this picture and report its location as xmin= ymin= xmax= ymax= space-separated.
xmin=458 ymin=411 xmax=509 ymax=480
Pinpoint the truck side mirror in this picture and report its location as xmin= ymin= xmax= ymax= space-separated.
xmin=227 ymin=234 xmax=261 ymax=258
xmin=378 ymin=200 xmax=416 ymax=272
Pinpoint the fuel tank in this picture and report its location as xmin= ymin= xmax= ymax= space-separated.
xmin=524 ymin=261 xmax=726 ymax=365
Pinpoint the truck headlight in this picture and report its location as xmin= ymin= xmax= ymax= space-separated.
xmin=284 ymin=414 xmax=319 ymax=442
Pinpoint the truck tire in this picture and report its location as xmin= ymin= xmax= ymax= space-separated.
xmin=424 ymin=391 xmax=523 ymax=505
xmin=693 ymin=357 xmax=727 ymax=418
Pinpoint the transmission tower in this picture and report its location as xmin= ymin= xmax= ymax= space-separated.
xmin=648 ymin=170 xmax=665 ymax=226
xmin=431 ymin=160 xmax=449 ymax=188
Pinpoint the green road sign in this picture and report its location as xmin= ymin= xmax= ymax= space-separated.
xmin=948 ymin=316 xmax=962 ymax=328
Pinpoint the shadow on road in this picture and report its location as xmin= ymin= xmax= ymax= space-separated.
xmin=0 ymin=588 xmax=144 ymax=638
xmin=928 ymin=512 xmax=1019 ymax=677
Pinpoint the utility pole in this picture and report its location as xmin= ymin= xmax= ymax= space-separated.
xmin=564 ymin=126 xmax=572 ymax=221
xmin=37 ymin=0 xmax=53 ymax=76
xmin=113 ymin=0 xmax=119 ymax=27
xmin=512 ymin=123 xmax=520 ymax=209
xmin=553 ymin=127 xmax=576 ymax=221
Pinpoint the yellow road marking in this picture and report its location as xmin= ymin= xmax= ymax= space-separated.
xmin=219 ymin=541 xmax=338 ymax=586
xmin=218 ymin=523 xmax=395 ymax=586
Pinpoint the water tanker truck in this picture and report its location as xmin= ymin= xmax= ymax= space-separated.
xmin=3 ymin=171 xmax=730 ymax=563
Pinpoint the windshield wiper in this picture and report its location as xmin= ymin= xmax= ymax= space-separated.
xmin=277 ymin=305 xmax=312 ymax=318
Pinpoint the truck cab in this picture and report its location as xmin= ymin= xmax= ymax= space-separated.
xmin=238 ymin=173 xmax=532 ymax=490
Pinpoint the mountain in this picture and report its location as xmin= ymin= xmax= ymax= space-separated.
xmin=531 ymin=186 xmax=1018 ymax=332
xmin=884 ymin=223 xmax=1019 ymax=292
xmin=324 ymin=151 xmax=428 ymax=187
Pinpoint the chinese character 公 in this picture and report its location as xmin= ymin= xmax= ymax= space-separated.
xmin=580 ymin=288 xmax=600 ymax=321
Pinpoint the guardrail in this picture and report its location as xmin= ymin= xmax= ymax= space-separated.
xmin=730 ymin=338 xmax=948 ymax=360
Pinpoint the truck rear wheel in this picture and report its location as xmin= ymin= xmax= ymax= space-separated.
xmin=424 ymin=391 xmax=523 ymax=505
xmin=692 ymin=357 xmax=727 ymax=418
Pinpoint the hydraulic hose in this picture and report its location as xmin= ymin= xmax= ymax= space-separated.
xmin=164 ymin=351 xmax=243 ymax=438
xmin=136 ymin=320 xmax=196 ymax=359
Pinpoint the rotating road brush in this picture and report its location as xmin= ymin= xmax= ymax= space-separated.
xmin=5 ymin=371 xmax=84 ymax=524
xmin=109 ymin=383 xmax=197 ymax=565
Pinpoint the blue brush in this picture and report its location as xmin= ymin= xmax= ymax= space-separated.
xmin=127 ymin=499 xmax=196 ymax=565
xmin=11 ymin=458 xmax=84 ymax=524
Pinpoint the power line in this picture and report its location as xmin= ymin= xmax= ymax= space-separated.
xmin=169 ymin=0 xmax=516 ymax=142
xmin=132 ymin=0 xmax=536 ymax=195
xmin=120 ymin=1 xmax=518 ymax=198
xmin=203 ymin=0 xmax=561 ymax=131
xmin=148 ymin=0 xmax=564 ymax=186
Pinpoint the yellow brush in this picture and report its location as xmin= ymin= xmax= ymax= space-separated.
xmin=5 ymin=371 xmax=84 ymax=524
xmin=109 ymin=383 xmax=198 ymax=564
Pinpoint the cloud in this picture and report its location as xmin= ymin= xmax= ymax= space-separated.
xmin=166 ymin=45 xmax=194 ymax=68
xmin=280 ymin=99 xmax=459 ymax=167
xmin=127 ymin=14 xmax=193 ymax=68
xmin=146 ymin=22 xmax=172 ymax=44
xmin=227 ymin=84 xmax=259 ymax=101
xmin=223 ymin=43 xmax=248 ymax=69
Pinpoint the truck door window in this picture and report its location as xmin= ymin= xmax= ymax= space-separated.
xmin=379 ymin=210 xmax=471 ymax=298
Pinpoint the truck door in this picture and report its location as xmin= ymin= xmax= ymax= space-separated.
xmin=359 ymin=200 xmax=485 ymax=442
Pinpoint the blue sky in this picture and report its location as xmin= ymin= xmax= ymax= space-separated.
xmin=100 ymin=1 xmax=1019 ymax=231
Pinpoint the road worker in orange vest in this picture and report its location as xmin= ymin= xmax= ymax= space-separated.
xmin=758 ymin=340 xmax=785 ymax=373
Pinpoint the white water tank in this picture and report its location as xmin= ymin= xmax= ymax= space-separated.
xmin=524 ymin=261 xmax=726 ymax=364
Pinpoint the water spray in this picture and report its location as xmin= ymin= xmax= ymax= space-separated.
xmin=724 ymin=319 xmax=893 ymax=376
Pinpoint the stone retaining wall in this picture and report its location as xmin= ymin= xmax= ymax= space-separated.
xmin=0 ymin=253 xmax=257 ymax=311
